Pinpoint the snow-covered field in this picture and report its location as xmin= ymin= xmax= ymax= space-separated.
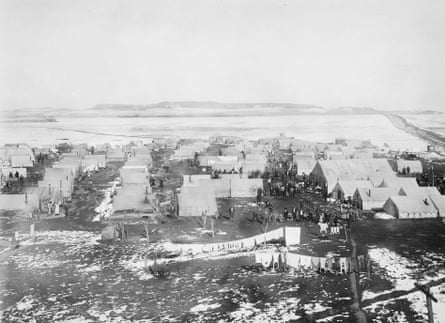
xmin=1 ymin=229 xmax=352 ymax=322
xmin=0 ymin=114 xmax=427 ymax=150
xmin=403 ymin=113 xmax=445 ymax=136
xmin=363 ymin=247 xmax=445 ymax=322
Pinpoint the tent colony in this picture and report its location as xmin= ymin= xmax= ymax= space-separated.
xmin=172 ymin=142 xmax=209 ymax=160
xmin=179 ymin=174 xmax=263 ymax=199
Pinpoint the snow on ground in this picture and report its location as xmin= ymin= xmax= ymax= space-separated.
xmin=363 ymin=247 xmax=445 ymax=322
xmin=374 ymin=213 xmax=395 ymax=220
xmin=93 ymin=181 xmax=118 ymax=221
xmin=228 ymin=297 xmax=303 ymax=322
xmin=22 ymin=230 xmax=100 ymax=246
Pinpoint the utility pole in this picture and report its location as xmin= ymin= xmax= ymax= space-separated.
xmin=431 ymin=165 xmax=435 ymax=187
xmin=415 ymin=282 xmax=437 ymax=323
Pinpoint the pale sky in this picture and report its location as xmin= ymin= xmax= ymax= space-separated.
xmin=1 ymin=0 xmax=444 ymax=110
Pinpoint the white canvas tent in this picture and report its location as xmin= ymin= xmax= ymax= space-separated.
xmin=120 ymin=168 xmax=151 ymax=187
xmin=311 ymin=159 xmax=395 ymax=193
xmin=112 ymin=184 xmax=153 ymax=214
xmin=83 ymin=154 xmax=106 ymax=170
xmin=0 ymin=193 xmax=39 ymax=211
xmin=178 ymin=185 xmax=217 ymax=217
xmin=354 ymin=187 xmax=399 ymax=210
xmin=396 ymin=159 xmax=423 ymax=174
xmin=332 ymin=180 xmax=372 ymax=201
xmin=293 ymin=158 xmax=316 ymax=176
xmin=383 ymin=196 xmax=438 ymax=219
xmin=39 ymin=168 xmax=75 ymax=197
xmin=10 ymin=155 xmax=33 ymax=168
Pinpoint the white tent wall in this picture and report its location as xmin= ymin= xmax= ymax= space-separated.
xmin=0 ymin=193 xmax=39 ymax=211
xmin=178 ymin=186 xmax=217 ymax=217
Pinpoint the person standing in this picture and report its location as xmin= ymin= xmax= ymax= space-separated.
xmin=283 ymin=208 xmax=289 ymax=221
xmin=229 ymin=206 xmax=235 ymax=221
xmin=256 ymin=188 xmax=263 ymax=204
xmin=292 ymin=206 xmax=297 ymax=222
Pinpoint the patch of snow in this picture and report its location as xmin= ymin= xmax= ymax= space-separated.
xmin=190 ymin=302 xmax=221 ymax=313
xmin=374 ymin=212 xmax=395 ymax=220
xmin=15 ymin=295 xmax=36 ymax=311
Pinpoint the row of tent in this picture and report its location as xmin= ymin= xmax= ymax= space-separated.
xmin=111 ymin=147 xmax=154 ymax=216
xmin=310 ymin=159 xmax=445 ymax=219
xmin=197 ymin=154 xmax=268 ymax=174
xmin=0 ymin=151 xmax=108 ymax=213
xmin=37 ymin=153 xmax=108 ymax=204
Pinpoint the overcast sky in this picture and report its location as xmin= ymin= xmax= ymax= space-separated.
xmin=1 ymin=0 xmax=444 ymax=110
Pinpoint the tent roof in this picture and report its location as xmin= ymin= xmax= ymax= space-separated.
xmin=386 ymin=196 xmax=437 ymax=214
xmin=399 ymin=186 xmax=440 ymax=198
xmin=294 ymin=158 xmax=317 ymax=174
xmin=182 ymin=175 xmax=212 ymax=186
xmin=335 ymin=180 xmax=372 ymax=197
xmin=10 ymin=155 xmax=33 ymax=167
xmin=316 ymin=159 xmax=395 ymax=190
xmin=125 ymin=158 xmax=148 ymax=167
xmin=112 ymin=184 xmax=152 ymax=212
xmin=379 ymin=177 xmax=419 ymax=190
xmin=120 ymin=170 xmax=150 ymax=185
xmin=83 ymin=154 xmax=106 ymax=161
xmin=429 ymin=195 xmax=445 ymax=216
xmin=242 ymin=161 xmax=267 ymax=172
xmin=356 ymin=187 xmax=399 ymax=202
